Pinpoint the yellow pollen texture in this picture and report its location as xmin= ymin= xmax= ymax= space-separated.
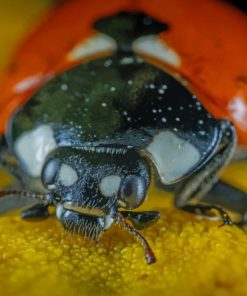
xmin=1 ymin=165 xmax=247 ymax=296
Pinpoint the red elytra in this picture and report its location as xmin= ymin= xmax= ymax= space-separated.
xmin=0 ymin=0 xmax=246 ymax=145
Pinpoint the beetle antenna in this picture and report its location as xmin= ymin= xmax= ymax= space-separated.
xmin=116 ymin=213 xmax=156 ymax=264
xmin=0 ymin=189 xmax=54 ymax=204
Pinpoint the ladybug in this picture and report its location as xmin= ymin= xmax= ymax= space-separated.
xmin=0 ymin=0 xmax=247 ymax=264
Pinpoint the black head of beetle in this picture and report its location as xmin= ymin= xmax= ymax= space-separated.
xmin=41 ymin=147 xmax=151 ymax=239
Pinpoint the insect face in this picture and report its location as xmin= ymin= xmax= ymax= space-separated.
xmin=41 ymin=147 xmax=151 ymax=239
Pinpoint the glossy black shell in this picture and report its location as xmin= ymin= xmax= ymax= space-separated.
xmin=8 ymin=52 xmax=221 ymax=171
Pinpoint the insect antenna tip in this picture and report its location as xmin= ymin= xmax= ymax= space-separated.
xmin=116 ymin=212 xmax=156 ymax=264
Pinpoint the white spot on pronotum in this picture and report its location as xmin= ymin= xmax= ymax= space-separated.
xmin=68 ymin=33 xmax=117 ymax=61
xmin=58 ymin=164 xmax=78 ymax=187
xmin=146 ymin=131 xmax=200 ymax=183
xmin=99 ymin=175 xmax=121 ymax=197
xmin=132 ymin=35 xmax=181 ymax=67
xmin=14 ymin=124 xmax=57 ymax=177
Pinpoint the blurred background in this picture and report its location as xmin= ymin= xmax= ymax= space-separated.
xmin=0 ymin=0 xmax=54 ymax=74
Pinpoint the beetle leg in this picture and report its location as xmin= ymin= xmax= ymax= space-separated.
xmin=20 ymin=203 xmax=50 ymax=220
xmin=181 ymin=204 xmax=232 ymax=226
xmin=203 ymin=181 xmax=247 ymax=216
xmin=174 ymin=120 xmax=236 ymax=224
xmin=156 ymin=178 xmax=247 ymax=225
xmin=121 ymin=210 xmax=160 ymax=229
xmin=203 ymin=181 xmax=247 ymax=225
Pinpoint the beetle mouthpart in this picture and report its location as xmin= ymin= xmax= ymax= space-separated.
xmin=0 ymin=189 xmax=54 ymax=204
xmin=117 ymin=199 xmax=127 ymax=208
xmin=62 ymin=201 xmax=105 ymax=217
xmin=116 ymin=213 xmax=156 ymax=264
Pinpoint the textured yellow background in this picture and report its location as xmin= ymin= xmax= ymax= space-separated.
xmin=1 ymin=1 xmax=247 ymax=296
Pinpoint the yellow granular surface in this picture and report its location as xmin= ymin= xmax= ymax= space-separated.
xmin=0 ymin=185 xmax=247 ymax=296
xmin=1 ymin=165 xmax=247 ymax=296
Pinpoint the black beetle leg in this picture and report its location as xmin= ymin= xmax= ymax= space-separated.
xmin=121 ymin=210 xmax=160 ymax=229
xmin=203 ymin=181 xmax=247 ymax=217
xmin=20 ymin=203 xmax=50 ymax=220
xmin=181 ymin=204 xmax=232 ymax=226
xmin=174 ymin=120 xmax=236 ymax=225
xmin=203 ymin=181 xmax=247 ymax=226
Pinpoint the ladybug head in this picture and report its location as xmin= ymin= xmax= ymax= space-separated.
xmin=0 ymin=146 xmax=156 ymax=264
xmin=40 ymin=147 xmax=151 ymax=238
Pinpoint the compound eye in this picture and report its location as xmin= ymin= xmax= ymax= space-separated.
xmin=41 ymin=158 xmax=60 ymax=188
xmin=119 ymin=175 xmax=147 ymax=209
